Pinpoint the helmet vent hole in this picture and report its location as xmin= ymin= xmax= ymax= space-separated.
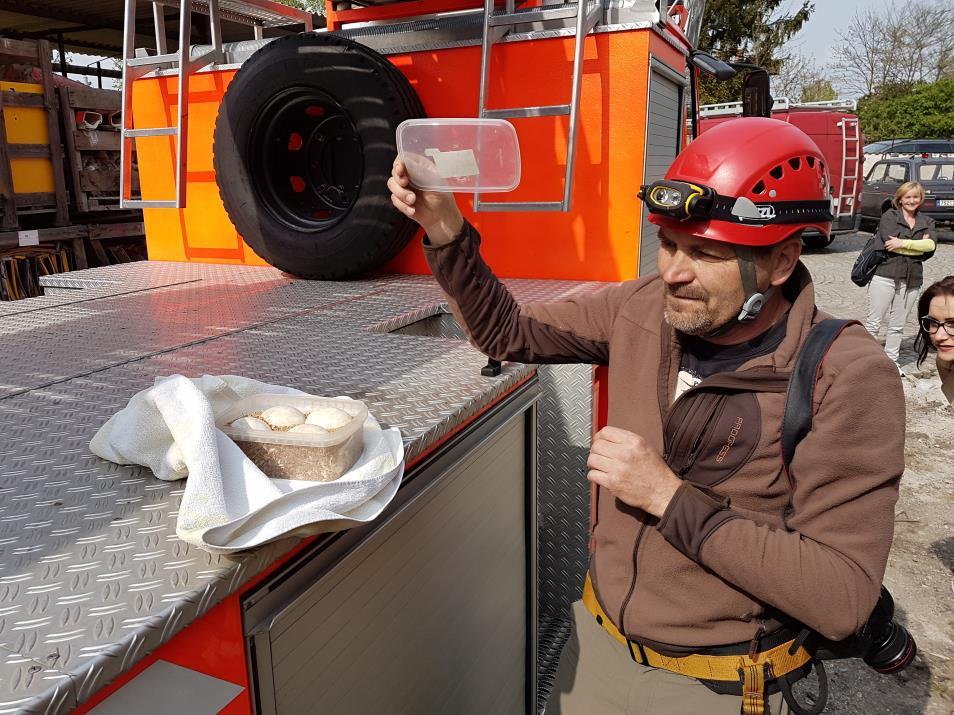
xmin=806 ymin=156 xmax=815 ymax=168
xmin=788 ymin=158 xmax=801 ymax=170
xmin=769 ymin=165 xmax=784 ymax=180
xmin=752 ymin=181 xmax=765 ymax=195
xmin=819 ymin=161 xmax=826 ymax=173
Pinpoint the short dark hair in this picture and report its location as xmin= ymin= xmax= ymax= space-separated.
xmin=915 ymin=275 xmax=954 ymax=367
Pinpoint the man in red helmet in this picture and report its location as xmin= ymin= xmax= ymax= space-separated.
xmin=388 ymin=117 xmax=905 ymax=714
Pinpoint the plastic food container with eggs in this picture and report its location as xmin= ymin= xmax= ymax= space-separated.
xmin=216 ymin=394 xmax=368 ymax=482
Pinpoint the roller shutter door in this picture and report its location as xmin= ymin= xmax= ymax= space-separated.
xmin=639 ymin=63 xmax=684 ymax=276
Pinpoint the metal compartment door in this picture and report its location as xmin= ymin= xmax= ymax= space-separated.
xmin=245 ymin=391 xmax=537 ymax=715
xmin=639 ymin=60 xmax=686 ymax=276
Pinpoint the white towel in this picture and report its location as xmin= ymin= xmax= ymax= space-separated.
xmin=90 ymin=374 xmax=404 ymax=553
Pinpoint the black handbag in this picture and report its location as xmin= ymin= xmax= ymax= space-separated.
xmin=850 ymin=236 xmax=887 ymax=287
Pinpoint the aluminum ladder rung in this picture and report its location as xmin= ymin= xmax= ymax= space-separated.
xmin=127 ymin=52 xmax=180 ymax=67
xmin=123 ymin=200 xmax=181 ymax=209
xmin=489 ymin=4 xmax=580 ymax=26
xmin=469 ymin=201 xmax=565 ymax=212
xmin=475 ymin=0 xmax=599 ymax=213
xmin=482 ymin=105 xmax=571 ymax=119
xmin=125 ymin=127 xmax=178 ymax=137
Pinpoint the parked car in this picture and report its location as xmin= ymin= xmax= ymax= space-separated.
xmin=862 ymin=138 xmax=954 ymax=175
xmin=860 ymin=157 xmax=954 ymax=237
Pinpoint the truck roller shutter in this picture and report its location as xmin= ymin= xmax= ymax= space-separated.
xmin=639 ymin=60 xmax=685 ymax=277
xmin=213 ymin=33 xmax=424 ymax=279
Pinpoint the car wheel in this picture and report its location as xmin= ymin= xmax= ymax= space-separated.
xmin=213 ymin=33 xmax=424 ymax=279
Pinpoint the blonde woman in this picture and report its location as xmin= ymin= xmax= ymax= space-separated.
xmin=864 ymin=181 xmax=936 ymax=373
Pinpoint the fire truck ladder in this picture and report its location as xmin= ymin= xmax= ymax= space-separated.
xmin=474 ymin=0 xmax=601 ymax=212
xmin=119 ymin=0 xmax=315 ymax=210
xmin=837 ymin=116 xmax=861 ymax=218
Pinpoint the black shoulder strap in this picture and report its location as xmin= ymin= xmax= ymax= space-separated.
xmin=781 ymin=318 xmax=858 ymax=470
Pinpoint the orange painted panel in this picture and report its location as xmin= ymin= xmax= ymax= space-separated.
xmin=133 ymin=30 xmax=677 ymax=281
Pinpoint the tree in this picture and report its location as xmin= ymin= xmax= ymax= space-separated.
xmin=857 ymin=79 xmax=954 ymax=141
xmin=832 ymin=1 xmax=954 ymax=98
xmin=697 ymin=0 xmax=815 ymax=104
xmin=274 ymin=0 xmax=325 ymax=17
xmin=800 ymin=79 xmax=837 ymax=103
xmin=772 ymin=49 xmax=836 ymax=102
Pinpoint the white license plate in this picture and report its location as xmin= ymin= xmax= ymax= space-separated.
xmin=938 ymin=199 xmax=954 ymax=207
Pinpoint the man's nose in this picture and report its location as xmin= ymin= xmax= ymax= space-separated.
xmin=660 ymin=250 xmax=695 ymax=285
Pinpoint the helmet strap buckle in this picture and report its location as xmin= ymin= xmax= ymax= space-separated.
xmin=735 ymin=246 xmax=773 ymax=322
xmin=738 ymin=292 xmax=767 ymax=322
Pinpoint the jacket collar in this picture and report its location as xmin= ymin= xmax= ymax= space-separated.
xmin=890 ymin=207 xmax=931 ymax=231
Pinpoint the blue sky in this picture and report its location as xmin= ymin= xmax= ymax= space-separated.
xmin=788 ymin=0 xmax=875 ymax=67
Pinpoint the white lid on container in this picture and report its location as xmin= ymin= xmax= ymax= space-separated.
xmin=396 ymin=118 xmax=521 ymax=193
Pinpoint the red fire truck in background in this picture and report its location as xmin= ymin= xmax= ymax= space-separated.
xmin=700 ymin=97 xmax=863 ymax=248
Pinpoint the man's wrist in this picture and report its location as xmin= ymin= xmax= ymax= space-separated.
xmin=424 ymin=214 xmax=465 ymax=247
xmin=647 ymin=478 xmax=681 ymax=519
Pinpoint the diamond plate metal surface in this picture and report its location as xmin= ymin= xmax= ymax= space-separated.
xmin=0 ymin=261 xmax=608 ymax=712
xmin=536 ymin=365 xmax=593 ymax=620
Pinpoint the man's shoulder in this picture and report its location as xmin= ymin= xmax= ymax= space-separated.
xmin=813 ymin=318 xmax=899 ymax=388
xmin=612 ymin=274 xmax=667 ymax=327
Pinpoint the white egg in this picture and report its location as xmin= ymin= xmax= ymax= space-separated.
xmin=230 ymin=416 xmax=271 ymax=432
xmin=289 ymin=423 xmax=328 ymax=434
xmin=260 ymin=405 xmax=306 ymax=429
xmin=305 ymin=406 xmax=353 ymax=431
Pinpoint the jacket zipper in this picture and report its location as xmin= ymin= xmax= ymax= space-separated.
xmin=617 ymin=522 xmax=648 ymax=637
xmin=617 ymin=378 xmax=712 ymax=638
xmin=615 ymin=366 xmax=782 ymax=638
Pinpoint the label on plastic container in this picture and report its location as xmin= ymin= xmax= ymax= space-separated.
xmin=424 ymin=148 xmax=480 ymax=179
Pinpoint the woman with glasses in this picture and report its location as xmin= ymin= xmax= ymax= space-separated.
xmin=864 ymin=181 xmax=936 ymax=374
xmin=915 ymin=276 xmax=954 ymax=404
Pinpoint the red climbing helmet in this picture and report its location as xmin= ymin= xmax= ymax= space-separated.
xmin=641 ymin=117 xmax=833 ymax=246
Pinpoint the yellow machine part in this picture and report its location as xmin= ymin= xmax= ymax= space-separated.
xmin=1 ymin=81 xmax=55 ymax=194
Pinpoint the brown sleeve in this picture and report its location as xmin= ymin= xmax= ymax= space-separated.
xmin=424 ymin=221 xmax=638 ymax=365
xmin=659 ymin=329 xmax=904 ymax=641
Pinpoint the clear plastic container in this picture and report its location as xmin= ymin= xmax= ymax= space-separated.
xmin=396 ymin=118 xmax=521 ymax=192
xmin=217 ymin=394 xmax=369 ymax=482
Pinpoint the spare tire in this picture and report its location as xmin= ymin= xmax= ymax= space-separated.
xmin=213 ymin=33 xmax=424 ymax=279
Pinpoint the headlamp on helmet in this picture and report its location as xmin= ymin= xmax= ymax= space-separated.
xmin=638 ymin=179 xmax=833 ymax=226
xmin=638 ymin=180 xmax=713 ymax=221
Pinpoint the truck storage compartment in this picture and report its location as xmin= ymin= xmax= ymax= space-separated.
xmin=243 ymin=388 xmax=538 ymax=714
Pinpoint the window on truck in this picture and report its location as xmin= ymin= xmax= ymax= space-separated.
xmin=885 ymin=163 xmax=909 ymax=182
xmin=919 ymin=162 xmax=954 ymax=181
xmin=866 ymin=163 xmax=888 ymax=182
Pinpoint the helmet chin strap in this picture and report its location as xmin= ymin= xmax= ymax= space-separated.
xmin=735 ymin=246 xmax=773 ymax=322
xmin=702 ymin=246 xmax=773 ymax=338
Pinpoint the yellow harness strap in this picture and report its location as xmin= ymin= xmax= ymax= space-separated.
xmin=582 ymin=574 xmax=811 ymax=714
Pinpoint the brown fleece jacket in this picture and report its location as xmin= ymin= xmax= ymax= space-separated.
xmin=425 ymin=221 xmax=905 ymax=648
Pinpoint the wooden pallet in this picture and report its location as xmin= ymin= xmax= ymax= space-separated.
xmin=59 ymin=84 xmax=139 ymax=213
xmin=0 ymin=38 xmax=69 ymax=229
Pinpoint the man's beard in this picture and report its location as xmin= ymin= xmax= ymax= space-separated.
xmin=664 ymin=286 xmax=716 ymax=335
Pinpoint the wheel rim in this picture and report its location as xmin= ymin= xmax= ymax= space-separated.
xmin=248 ymin=87 xmax=363 ymax=231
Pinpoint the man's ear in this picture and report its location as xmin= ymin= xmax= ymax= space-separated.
xmin=768 ymin=237 xmax=803 ymax=287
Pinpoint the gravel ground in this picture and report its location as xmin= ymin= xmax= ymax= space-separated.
xmin=790 ymin=231 xmax=954 ymax=715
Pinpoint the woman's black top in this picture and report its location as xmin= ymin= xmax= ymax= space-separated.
xmin=874 ymin=207 xmax=936 ymax=287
